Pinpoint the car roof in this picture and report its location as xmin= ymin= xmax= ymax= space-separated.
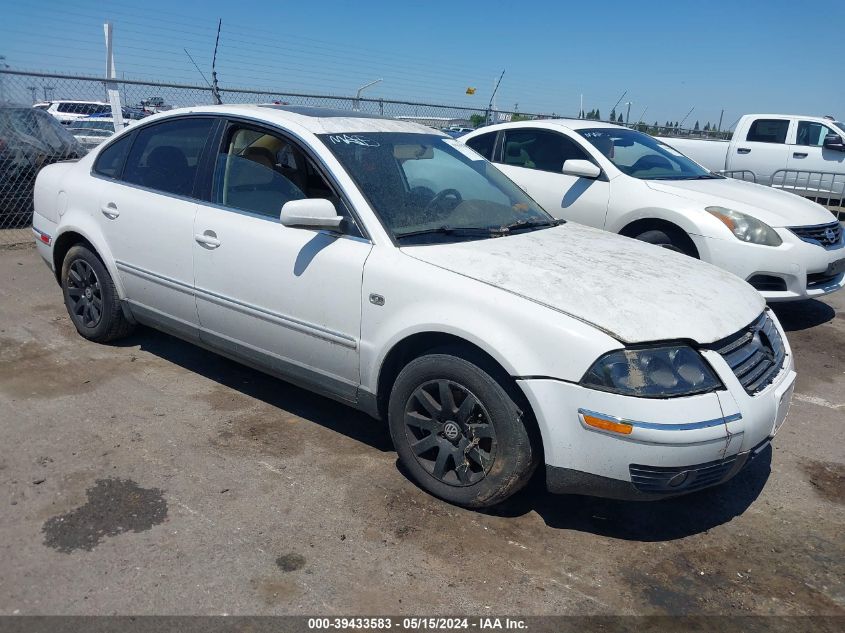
xmin=471 ymin=118 xmax=625 ymax=134
xmin=146 ymin=104 xmax=443 ymax=135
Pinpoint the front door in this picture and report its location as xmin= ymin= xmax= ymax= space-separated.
xmin=788 ymin=120 xmax=845 ymax=197
xmin=192 ymin=121 xmax=372 ymax=401
xmin=493 ymin=128 xmax=610 ymax=228
xmin=728 ymin=117 xmax=791 ymax=184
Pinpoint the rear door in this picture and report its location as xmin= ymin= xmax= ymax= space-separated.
xmin=492 ymin=128 xmax=610 ymax=227
xmin=93 ymin=116 xmax=216 ymax=338
xmin=192 ymin=119 xmax=372 ymax=401
xmin=728 ymin=117 xmax=791 ymax=184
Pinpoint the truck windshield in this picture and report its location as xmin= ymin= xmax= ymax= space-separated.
xmin=318 ymin=132 xmax=556 ymax=243
xmin=578 ymin=128 xmax=717 ymax=180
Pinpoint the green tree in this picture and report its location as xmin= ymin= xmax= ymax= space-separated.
xmin=609 ymin=108 xmax=617 ymax=122
xmin=594 ymin=109 xmax=601 ymax=120
xmin=694 ymin=121 xmax=700 ymax=131
xmin=469 ymin=113 xmax=485 ymax=128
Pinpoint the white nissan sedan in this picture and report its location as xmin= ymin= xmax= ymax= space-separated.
xmin=461 ymin=120 xmax=845 ymax=301
xmin=32 ymin=105 xmax=795 ymax=507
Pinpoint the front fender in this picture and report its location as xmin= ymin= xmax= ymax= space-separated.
xmin=358 ymin=249 xmax=620 ymax=393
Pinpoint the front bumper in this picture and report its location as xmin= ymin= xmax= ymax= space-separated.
xmin=518 ymin=314 xmax=796 ymax=500
xmin=689 ymin=227 xmax=844 ymax=301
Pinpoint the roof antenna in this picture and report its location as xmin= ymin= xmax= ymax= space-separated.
xmin=210 ymin=19 xmax=222 ymax=105
xmin=184 ymin=48 xmax=212 ymax=89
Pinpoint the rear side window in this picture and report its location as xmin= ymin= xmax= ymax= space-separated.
xmin=746 ymin=119 xmax=789 ymax=144
xmin=465 ymin=132 xmax=496 ymax=160
xmin=122 ymin=118 xmax=214 ymax=197
xmin=501 ymin=129 xmax=591 ymax=172
xmin=93 ymin=134 xmax=133 ymax=178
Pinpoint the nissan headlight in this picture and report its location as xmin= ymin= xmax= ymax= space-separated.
xmin=706 ymin=206 xmax=782 ymax=246
xmin=580 ymin=346 xmax=721 ymax=398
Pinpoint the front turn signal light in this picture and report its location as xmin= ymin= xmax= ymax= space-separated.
xmin=581 ymin=413 xmax=633 ymax=435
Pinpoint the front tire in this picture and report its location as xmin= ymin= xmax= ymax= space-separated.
xmin=388 ymin=352 xmax=538 ymax=508
xmin=633 ymin=228 xmax=698 ymax=257
xmin=61 ymin=245 xmax=134 ymax=343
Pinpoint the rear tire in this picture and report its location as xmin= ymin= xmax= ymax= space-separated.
xmin=388 ymin=351 xmax=538 ymax=508
xmin=61 ymin=245 xmax=134 ymax=343
xmin=634 ymin=227 xmax=698 ymax=257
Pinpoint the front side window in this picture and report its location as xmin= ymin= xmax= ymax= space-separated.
xmin=501 ymin=129 xmax=591 ymax=173
xmin=746 ymin=119 xmax=789 ymax=144
xmin=464 ymin=132 xmax=496 ymax=160
xmin=122 ymin=117 xmax=213 ymax=196
xmin=319 ymin=132 xmax=554 ymax=243
xmin=578 ymin=128 xmax=715 ymax=180
xmin=795 ymin=121 xmax=839 ymax=146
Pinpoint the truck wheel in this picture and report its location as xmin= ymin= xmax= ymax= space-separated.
xmin=388 ymin=351 xmax=538 ymax=508
xmin=61 ymin=245 xmax=135 ymax=343
xmin=634 ymin=228 xmax=698 ymax=257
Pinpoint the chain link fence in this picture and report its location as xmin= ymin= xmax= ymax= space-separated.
xmin=1 ymin=69 xmax=839 ymax=247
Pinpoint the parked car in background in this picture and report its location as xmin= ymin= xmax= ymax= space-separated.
xmin=442 ymin=126 xmax=474 ymax=138
xmin=461 ymin=120 xmax=844 ymax=301
xmin=0 ymin=106 xmax=85 ymax=227
xmin=33 ymin=100 xmax=110 ymax=125
xmin=68 ymin=115 xmax=137 ymax=150
xmin=33 ymin=105 xmax=794 ymax=507
xmin=660 ymin=114 xmax=845 ymax=199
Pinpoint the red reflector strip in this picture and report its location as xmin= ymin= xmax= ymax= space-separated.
xmin=40 ymin=234 xmax=51 ymax=244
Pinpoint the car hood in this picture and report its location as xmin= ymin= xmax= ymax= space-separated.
xmin=644 ymin=177 xmax=832 ymax=227
xmin=403 ymin=223 xmax=764 ymax=345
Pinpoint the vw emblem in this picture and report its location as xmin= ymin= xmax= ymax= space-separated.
xmin=824 ymin=227 xmax=836 ymax=243
xmin=443 ymin=422 xmax=461 ymax=441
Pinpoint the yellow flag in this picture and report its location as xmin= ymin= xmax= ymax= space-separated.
xmin=465 ymin=87 xmax=476 ymax=95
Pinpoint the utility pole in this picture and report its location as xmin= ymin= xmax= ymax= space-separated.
xmin=0 ymin=55 xmax=8 ymax=104
xmin=717 ymin=108 xmax=724 ymax=132
xmin=679 ymin=106 xmax=695 ymax=129
xmin=579 ymin=93 xmax=583 ymax=118
xmin=42 ymin=85 xmax=55 ymax=101
xmin=103 ymin=23 xmax=124 ymax=132
xmin=625 ymin=101 xmax=632 ymax=125
xmin=27 ymin=85 xmax=38 ymax=103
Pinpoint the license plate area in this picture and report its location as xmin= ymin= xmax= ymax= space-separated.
xmin=825 ymin=258 xmax=845 ymax=277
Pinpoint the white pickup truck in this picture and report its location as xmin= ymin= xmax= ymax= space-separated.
xmin=660 ymin=114 xmax=845 ymax=198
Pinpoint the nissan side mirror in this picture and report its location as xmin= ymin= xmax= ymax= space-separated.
xmin=280 ymin=198 xmax=343 ymax=231
xmin=561 ymin=159 xmax=601 ymax=179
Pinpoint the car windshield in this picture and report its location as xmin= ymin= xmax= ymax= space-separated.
xmin=578 ymin=128 xmax=717 ymax=180
xmin=318 ymin=132 xmax=555 ymax=243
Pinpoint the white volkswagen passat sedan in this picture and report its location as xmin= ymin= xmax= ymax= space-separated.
xmin=461 ymin=120 xmax=845 ymax=301
xmin=32 ymin=106 xmax=796 ymax=507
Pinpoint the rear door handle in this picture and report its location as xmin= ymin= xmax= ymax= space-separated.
xmin=793 ymin=152 xmax=808 ymax=158
xmin=100 ymin=203 xmax=119 ymax=219
xmin=737 ymin=148 xmax=751 ymax=154
xmin=194 ymin=230 xmax=221 ymax=249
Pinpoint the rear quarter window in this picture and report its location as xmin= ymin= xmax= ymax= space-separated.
xmin=93 ymin=133 xmax=133 ymax=178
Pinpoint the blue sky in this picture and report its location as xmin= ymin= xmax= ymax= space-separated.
xmin=2 ymin=0 xmax=843 ymax=127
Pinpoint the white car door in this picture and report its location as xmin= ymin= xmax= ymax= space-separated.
xmin=492 ymin=128 xmax=610 ymax=228
xmin=192 ymin=121 xmax=372 ymax=401
xmin=728 ymin=117 xmax=792 ymax=184
xmin=93 ymin=116 xmax=216 ymax=337
xmin=787 ymin=120 xmax=845 ymax=196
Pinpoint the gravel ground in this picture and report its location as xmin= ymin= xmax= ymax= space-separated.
xmin=0 ymin=246 xmax=842 ymax=616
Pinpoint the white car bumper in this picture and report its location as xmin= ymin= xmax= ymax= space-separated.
xmin=519 ymin=311 xmax=796 ymax=500
xmin=690 ymin=225 xmax=845 ymax=301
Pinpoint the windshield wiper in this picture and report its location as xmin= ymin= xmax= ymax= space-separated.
xmin=394 ymin=226 xmax=502 ymax=241
xmin=497 ymin=218 xmax=564 ymax=233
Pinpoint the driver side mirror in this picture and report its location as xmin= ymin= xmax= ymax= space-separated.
xmin=562 ymin=159 xmax=601 ymax=179
xmin=280 ymin=198 xmax=343 ymax=231
xmin=823 ymin=133 xmax=845 ymax=152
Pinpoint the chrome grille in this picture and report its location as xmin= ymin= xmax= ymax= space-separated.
xmin=712 ymin=312 xmax=786 ymax=395
xmin=788 ymin=221 xmax=843 ymax=248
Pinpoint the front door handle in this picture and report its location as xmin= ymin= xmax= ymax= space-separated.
xmin=793 ymin=152 xmax=808 ymax=158
xmin=194 ymin=230 xmax=221 ymax=249
xmin=737 ymin=148 xmax=751 ymax=154
xmin=100 ymin=203 xmax=119 ymax=219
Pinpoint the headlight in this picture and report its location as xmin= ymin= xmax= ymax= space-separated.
xmin=580 ymin=346 xmax=721 ymax=398
xmin=706 ymin=206 xmax=782 ymax=246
